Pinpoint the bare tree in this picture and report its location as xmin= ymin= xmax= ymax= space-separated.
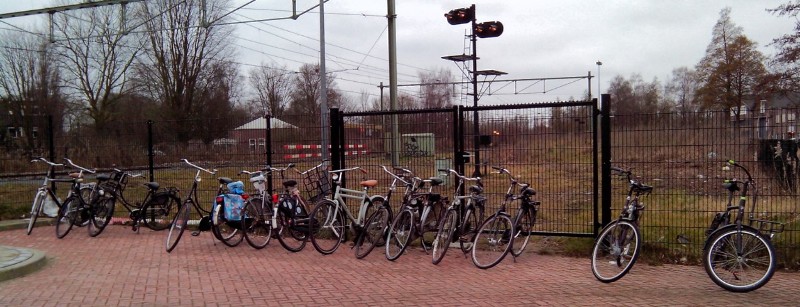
xmin=769 ymin=1 xmax=800 ymax=95
xmin=665 ymin=67 xmax=700 ymax=119
xmin=286 ymin=63 xmax=343 ymax=125
xmin=50 ymin=2 xmax=141 ymax=132
xmin=249 ymin=62 xmax=291 ymax=117
xmin=133 ymin=0 xmax=236 ymax=142
xmin=0 ymin=32 xmax=64 ymax=155
xmin=418 ymin=68 xmax=455 ymax=108
xmin=695 ymin=8 xmax=768 ymax=120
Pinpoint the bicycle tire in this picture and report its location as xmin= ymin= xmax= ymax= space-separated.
xmin=26 ymin=191 xmax=46 ymax=235
xmin=355 ymin=206 xmax=390 ymax=259
xmin=432 ymin=208 xmax=457 ymax=265
xmin=88 ymin=196 xmax=116 ymax=237
xmin=141 ymin=193 xmax=181 ymax=231
xmin=275 ymin=205 xmax=307 ymax=252
xmin=703 ymin=227 xmax=776 ymax=292
xmin=309 ymin=200 xmax=345 ymax=255
xmin=471 ymin=214 xmax=514 ymax=269
xmin=591 ymin=220 xmax=641 ymax=283
xmin=165 ymin=200 xmax=191 ymax=253
xmin=459 ymin=208 xmax=480 ymax=254
xmin=55 ymin=196 xmax=78 ymax=239
xmin=75 ymin=185 xmax=94 ymax=227
xmin=385 ymin=209 xmax=413 ymax=261
xmin=242 ymin=197 xmax=272 ymax=249
xmin=367 ymin=196 xmax=388 ymax=247
xmin=418 ymin=201 xmax=442 ymax=251
xmin=212 ymin=218 xmax=243 ymax=247
xmin=511 ymin=207 xmax=535 ymax=257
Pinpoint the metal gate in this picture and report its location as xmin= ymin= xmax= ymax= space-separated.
xmin=329 ymin=95 xmax=610 ymax=237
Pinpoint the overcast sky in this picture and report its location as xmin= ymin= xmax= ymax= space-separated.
xmin=1 ymin=0 xmax=797 ymax=106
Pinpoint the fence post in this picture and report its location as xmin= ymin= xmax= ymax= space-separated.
xmin=330 ymin=108 xmax=342 ymax=172
xmin=600 ymin=94 xmax=612 ymax=230
xmin=47 ymin=115 xmax=56 ymax=192
xmin=265 ymin=114 xmax=273 ymax=196
xmin=453 ymin=105 xmax=464 ymax=176
xmin=592 ymin=98 xmax=599 ymax=236
xmin=147 ymin=120 xmax=155 ymax=182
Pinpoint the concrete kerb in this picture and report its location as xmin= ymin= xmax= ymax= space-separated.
xmin=0 ymin=220 xmax=50 ymax=282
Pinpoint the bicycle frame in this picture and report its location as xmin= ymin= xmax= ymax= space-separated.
xmin=328 ymin=167 xmax=374 ymax=227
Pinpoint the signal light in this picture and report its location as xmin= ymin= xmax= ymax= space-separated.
xmin=215 ymin=196 xmax=224 ymax=204
xmin=445 ymin=7 xmax=474 ymax=25
xmin=475 ymin=21 xmax=503 ymax=38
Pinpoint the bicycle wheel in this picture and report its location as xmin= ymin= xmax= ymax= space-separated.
xmin=472 ymin=214 xmax=514 ymax=269
xmin=385 ymin=209 xmax=413 ymax=261
xmin=309 ymin=200 xmax=346 ymax=255
xmin=242 ymin=197 xmax=272 ymax=249
xmin=459 ymin=208 xmax=481 ymax=254
xmin=88 ymin=196 xmax=116 ymax=237
xmin=55 ymin=196 xmax=78 ymax=239
xmin=355 ymin=206 xmax=390 ymax=259
xmin=275 ymin=205 xmax=307 ymax=252
xmin=418 ymin=201 xmax=443 ymax=251
xmin=166 ymin=200 xmax=191 ymax=253
xmin=511 ymin=208 xmax=535 ymax=257
xmin=432 ymin=208 xmax=457 ymax=265
xmin=141 ymin=193 xmax=181 ymax=231
xmin=703 ymin=227 xmax=776 ymax=292
xmin=26 ymin=191 xmax=46 ymax=235
xmin=212 ymin=218 xmax=244 ymax=247
xmin=591 ymin=220 xmax=641 ymax=283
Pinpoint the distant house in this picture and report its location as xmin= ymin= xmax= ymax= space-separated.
xmin=228 ymin=117 xmax=298 ymax=153
xmin=740 ymin=93 xmax=799 ymax=139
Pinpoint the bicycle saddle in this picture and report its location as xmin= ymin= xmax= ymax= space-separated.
xmin=96 ymin=174 xmax=111 ymax=182
xmin=428 ymin=177 xmax=444 ymax=186
xmin=360 ymin=180 xmax=379 ymax=187
xmin=283 ymin=180 xmax=298 ymax=188
xmin=521 ymin=186 xmax=536 ymax=196
xmin=68 ymin=172 xmax=83 ymax=179
xmin=144 ymin=182 xmax=160 ymax=191
xmin=218 ymin=177 xmax=233 ymax=184
xmin=469 ymin=185 xmax=483 ymax=194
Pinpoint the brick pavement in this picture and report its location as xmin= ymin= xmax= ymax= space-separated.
xmin=0 ymin=225 xmax=797 ymax=306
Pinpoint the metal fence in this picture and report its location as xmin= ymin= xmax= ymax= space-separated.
xmin=1 ymin=100 xmax=798 ymax=267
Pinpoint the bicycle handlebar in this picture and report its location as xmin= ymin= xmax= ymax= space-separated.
xmin=64 ymin=158 xmax=96 ymax=174
xmin=438 ymin=168 xmax=480 ymax=181
xmin=381 ymin=165 xmax=413 ymax=184
xmin=724 ymin=159 xmax=754 ymax=183
xmin=31 ymin=157 xmax=64 ymax=167
xmin=181 ymin=158 xmax=216 ymax=175
xmin=113 ymin=168 xmax=143 ymax=178
xmin=299 ymin=160 xmax=328 ymax=175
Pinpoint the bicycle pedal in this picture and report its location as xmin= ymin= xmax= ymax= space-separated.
xmin=191 ymin=231 xmax=201 ymax=236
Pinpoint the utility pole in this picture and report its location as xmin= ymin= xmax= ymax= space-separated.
xmin=388 ymin=0 xmax=399 ymax=166
xmin=319 ymin=0 xmax=329 ymax=160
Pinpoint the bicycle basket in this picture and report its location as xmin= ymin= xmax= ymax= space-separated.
xmin=302 ymin=165 xmax=331 ymax=202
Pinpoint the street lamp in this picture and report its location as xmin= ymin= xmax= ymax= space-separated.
xmin=442 ymin=4 xmax=504 ymax=177
xmin=596 ymin=60 xmax=602 ymax=98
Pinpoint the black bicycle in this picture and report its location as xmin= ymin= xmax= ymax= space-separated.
xmin=54 ymin=158 xmax=98 ymax=238
xmin=166 ymin=159 xmax=237 ymax=252
xmin=28 ymin=158 xmax=93 ymax=235
xmin=471 ymin=166 xmax=537 ymax=269
xmin=384 ymin=167 xmax=446 ymax=261
xmin=431 ymin=169 xmax=486 ymax=265
xmin=702 ymin=160 xmax=784 ymax=292
xmin=591 ymin=166 xmax=652 ymax=282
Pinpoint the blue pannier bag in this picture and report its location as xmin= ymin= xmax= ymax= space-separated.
xmin=223 ymin=194 xmax=244 ymax=221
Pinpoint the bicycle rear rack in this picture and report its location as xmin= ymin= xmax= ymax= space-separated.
xmin=750 ymin=219 xmax=785 ymax=238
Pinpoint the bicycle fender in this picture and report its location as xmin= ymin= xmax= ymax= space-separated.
xmin=702 ymin=224 xmax=760 ymax=251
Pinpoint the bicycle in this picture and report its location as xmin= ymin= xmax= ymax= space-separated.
xmin=431 ymin=168 xmax=486 ymax=265
xmin=239 ymin=161 xmax=329 ymax=251
xmin=27 ymin=158 xmax=92 ymax=235
xmin=353 ymin=165 xmax=413 ymax=259
xmin=166 ymin=159 xmax=236 ymax=252
xmin=54 ymin=158 xmax=98 ymax=238
xmin=471 ymin=166 xmax=535 ymax=269
xmin=308 ymin=166 xmax=391 ymax=255
xmin=591 ymin=166 xmax=652 ymax=282
xmin=385 ymin=168 xmax=446 ymax=261
xmin=98 ymin=168 xmax=184 ymax=233
xmin=702 ymin=160 xmax=784 ymax=292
